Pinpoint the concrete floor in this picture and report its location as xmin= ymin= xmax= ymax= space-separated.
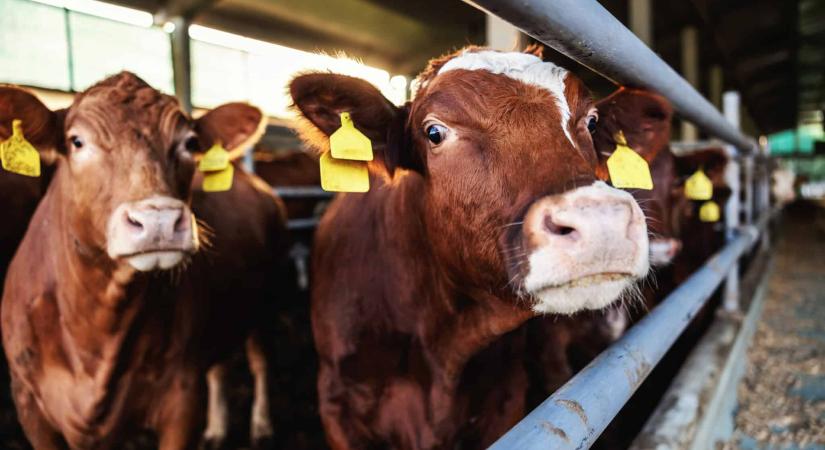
xmin=723 ymin=202 xmax=825 ymax=450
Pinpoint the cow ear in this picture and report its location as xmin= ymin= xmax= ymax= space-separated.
xmin=0 ymin=86 xmax=63 ymax=161
xmin=195 ymin=103 xmax=266 ymax=153
xmin=289 ymin=73 xmax=421 ymax=176
xmin=674 ymin=148 xmax=729 ymax=180
xmin=593 ymin=88 xmax=673 ymax=162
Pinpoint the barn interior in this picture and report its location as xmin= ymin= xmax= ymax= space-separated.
xmin=0 ymin=0 xmax=824 ymax=449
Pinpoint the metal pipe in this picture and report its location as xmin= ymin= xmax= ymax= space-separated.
xmin=274 ymin=186 xmax=335 ymax=199
xmin=287 ymin=217 xmax=320 ymax=231
xmin=462 ymin=0 xmax=756 ymax=152
xmin=722 ymin=92 xmax=742 ymax=311
xmin=489 ymin=230 xmax=759 ymax=450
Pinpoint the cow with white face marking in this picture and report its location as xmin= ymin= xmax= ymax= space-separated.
xmin=290 ymin=47 xmax=651 ymax=449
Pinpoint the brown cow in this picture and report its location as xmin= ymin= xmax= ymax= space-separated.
xmin=0 ymin=87 xmax=61 ymax=297
xmin=1 ymin=73 xmax=288 ymax=449
xmin=290 ymin=47 xmax=650 ymax=449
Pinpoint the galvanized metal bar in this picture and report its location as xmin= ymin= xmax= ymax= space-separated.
xmin=722 ymin=92 xmax=742 ymax=311
xmin=287 ymin=217 xmax=320 ymax=231
xmin=462 ymin=0 xmax=757 ymax=152
xmin=489 ymin=230 xmax=758 ymax=450
xmin=274 ymin=186 xmax=334 ymax=199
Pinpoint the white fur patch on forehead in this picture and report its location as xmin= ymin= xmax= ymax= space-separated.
xmin=437 ymin=50 xmax=574 ymax=146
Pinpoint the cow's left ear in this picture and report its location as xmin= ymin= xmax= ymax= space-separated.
xmin=0 ymin=86 xmax=63 ymax=161
xmin=290 ymin=72 xmax=424 ymax=176
xmin=195 ymin=103 xmax=266 ymax=153
xmin=593 ymin=88 xmax=673 ymax=163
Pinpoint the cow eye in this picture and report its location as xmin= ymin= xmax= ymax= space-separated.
xmin=69 ymin=135 xmax=84 ymax=150
xmin=587 ymin=115 xmax=598 ymax=134
xmin=183 ymin=135 xmax=200 ymax=152
xmin=426 ymin=124 xmax=447 ymax=145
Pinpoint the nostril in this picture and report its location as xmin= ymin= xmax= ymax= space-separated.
xmin=544 ymin=214 xmax=578 ymax=238
xmin=125 ymin=212 xmax=143 ymax=230
xmin=174 ymin=214 xmax=184 ymax=232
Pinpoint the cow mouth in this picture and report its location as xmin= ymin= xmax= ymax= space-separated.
xmin=123 ymin=250 xmax=190 ymax=272
xmin=531 ymin=272 xmax=633 ymax=292
xmin=527 ymin=272 xmax=638 ymax=315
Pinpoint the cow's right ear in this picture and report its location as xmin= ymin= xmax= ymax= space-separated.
xmin=289 ymin=73 xmax=422 ymax=175
xmin=593 ymin=88 xmax=673 ymax=162
xmin=0 ymin=86 xmax=63 ymax=160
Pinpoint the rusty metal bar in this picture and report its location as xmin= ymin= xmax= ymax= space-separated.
xmin=489 ymin=228 xmax=759 ymax=450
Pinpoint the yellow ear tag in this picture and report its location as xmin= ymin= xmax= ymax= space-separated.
xmin=202 ymin=164 xmax=234 ymax=192
xmin=606 ymin=131 xmax=652 ymax=190
xmin=699 ymin=200 xmax=720 ymax=222
xmin=198 ymin=141 xmax=230 ymax=172
xmin=0 ymin=119 xmax=41 ymax=177
xmin=685 ymin=169 xmax=713 ymax=200
xmin=329 ymin=112 xmax=373 ymax=161
xmin=320 ymin=151 xmax=369 ymax=193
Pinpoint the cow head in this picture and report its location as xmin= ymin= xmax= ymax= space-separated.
xmin=291 ymin=49 xmax=653 ymax=315
xmin=2 ymin=73 xmax=264 ymax=272
xmin=592 ymin=88 xmax=681 ymax=266
xmin=670 ymin=148 xmax=731 ymax=251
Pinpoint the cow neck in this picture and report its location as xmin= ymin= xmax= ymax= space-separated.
xmin=386 ymin=175 xmax=533 ymax=388
xmin=47 ymin=168 xmax=162 ymax=377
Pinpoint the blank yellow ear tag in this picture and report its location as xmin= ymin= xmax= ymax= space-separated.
xmin=0 ymin=119 xmax=41 ymax=177
xmin=329 ymin=112 xmax=373 ymax=161
xmin=685 ymin=169 xmax=713 ymax=200
xmin=606 ymin=131 xmax=652 ymax=190
xmin=202 ymin=164 xmax=234 ymax=192
xmin=699 ymin=201 xmax=720 ymax=222
xmin=320 ymin=151 xmax=369 ymax=193
xmin=198 ymin=142 xmax=230 ymax=172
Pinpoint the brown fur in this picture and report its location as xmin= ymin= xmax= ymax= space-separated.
xmin=1 ymin=73 xmax=288 ymax=449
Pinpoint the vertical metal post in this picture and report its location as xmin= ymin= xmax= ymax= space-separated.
xmin=743 ymin=154 xmax=754 ymax=225
xmin=169 ymin=16 xmax=192 ymax=114
xmin=243 ymin=146 xmax=255 ymax=173
xmin=760 ymin=139 xmax=771 ymax=250
xmin=628 ymin=0 xmax=652 ymax=46
xmin=723 ymin=91 xmax=741 ymax=311
xmin=680 ymin=27 xmax=699 ymax=142
xmin=486 ymin=13 xmax=524 ymax=51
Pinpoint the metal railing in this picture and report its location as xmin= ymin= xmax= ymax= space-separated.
xmin=457 ymin=0 xmax=774 ymax=448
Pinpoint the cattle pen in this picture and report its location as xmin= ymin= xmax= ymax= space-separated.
xmin=1 ymin=0 xmax=823 ymax=449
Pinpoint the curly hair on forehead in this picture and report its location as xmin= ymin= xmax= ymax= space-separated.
xmin=412 ymin=44 xmax=547 ymax=97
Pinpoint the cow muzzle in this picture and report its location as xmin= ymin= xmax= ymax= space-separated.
xmin=520 ymin=181 xmax=649 ymax=314
xmin=107 ymin=196 xmax=199 ymax=271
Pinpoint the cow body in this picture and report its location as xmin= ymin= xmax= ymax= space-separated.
xmin=1 ymin=75 xmax=287 ymax=449
xmin=291 ymin=48 xmax=650 ymax=449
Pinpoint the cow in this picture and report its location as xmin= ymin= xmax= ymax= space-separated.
xmin=289 ymin=47 xmax=650 ymax=449
xmin=772 ymin=166 xmax=796 ymax=206
xmin=1 ymin=73 xmax=289 ymax=449
xmin=0 ymin=87 xmax=62 ymax=297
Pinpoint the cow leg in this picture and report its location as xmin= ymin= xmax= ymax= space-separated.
xmin=201 ymin=363 xmax=230 ymax=450
xmin=156 ymin=373 xmax=205 ymax=450
xmin=10 ymin=377 xmax=67 ymax=450
xmin=245 ymin=333 xmax=274 ymax=449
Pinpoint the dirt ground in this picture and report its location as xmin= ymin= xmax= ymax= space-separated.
xmin=721 ymin=201 xmax=825 ymax=450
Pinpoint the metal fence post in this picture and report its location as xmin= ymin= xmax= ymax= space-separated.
xmin=743 ymin=154 xmax=754 ymax=225
xmin=722 ymin=91 xmax=741 ymax=311
xmin=759 ymin=140 xmax=772 ymax=250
